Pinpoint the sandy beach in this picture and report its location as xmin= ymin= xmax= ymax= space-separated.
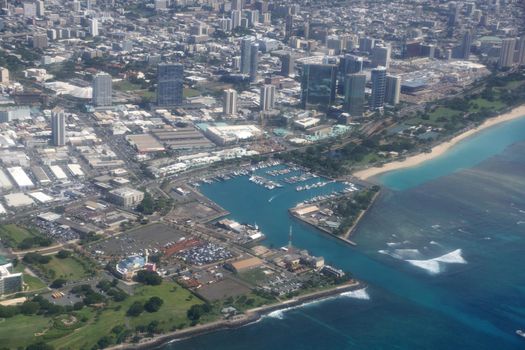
xmin=353 ymin=104 xmax=525 ymax=180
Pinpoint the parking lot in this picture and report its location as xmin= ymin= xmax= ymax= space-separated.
xmin=89 ymin=223 xmax=185 ymax=257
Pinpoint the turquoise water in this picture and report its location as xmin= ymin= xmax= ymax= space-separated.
xmin=165 ymin=117 xmax=525 ymax=350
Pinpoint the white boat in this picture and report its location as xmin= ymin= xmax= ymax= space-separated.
xmin=517 ymin=329 xmax=525 ymax=339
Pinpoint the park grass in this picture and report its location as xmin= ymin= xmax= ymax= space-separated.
xmin=13 ymin=263 xmax=48 ymax=292
xmin=43 ymin=255 xmax=93 ymax=281
xmin=0 ymin=224 xmax=38 ymax=246
xmin=0 ymin=314 xmax=52 ymax=349
xmin=49 ymin=281 xmax=203 ymax=350
xmin=183 ymin=87 xmax=200 ymax=98
xmin=114 ymin=80 xmax=143 ymax=92
xmin=238 ymin=267 xmax=269 ymax=286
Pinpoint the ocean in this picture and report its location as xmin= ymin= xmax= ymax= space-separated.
xmin=154 ymin=118 xmax=525 ymax=349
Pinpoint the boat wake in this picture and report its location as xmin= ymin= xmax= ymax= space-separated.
xmin=266 ymin=288 xmax=370 ymax=320
xmin=406 ymin=249 xmax=467 ymax=274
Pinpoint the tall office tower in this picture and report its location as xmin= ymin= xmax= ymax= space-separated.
xmin=340 ymin=55 xmax=364 ymax=75
xmin=89 ymin=18 xmax=99 ymax=37
xmin=51 ymin=108 xmax=66 ymax=146
xmin=280 ymin=53 xmax=295 ymax=77
xmin=285 ymin=15 xmax=293 ymax=39
xmin=0 ymin=67 xmax=9 ymax=84
xmin=370 ymin=67 xmax=387 ymax=110
xmin=219 ymin=18 xmax=232 ymax=31
xmin=260 ymin=84 xmax=276 ymax=111
xmin=255 ymin=0 xmax=268 ymax=13
xmin=343 ymin=73 xmax=366 ymax=117
xmin=240 ymin=37 xmax=252 ymax=74
xmin=371 ymin=44 xmax=391 ymax=68
xmin=460 ymin=30 xmax=472 ymax=60
xmin=92 ymin=72 xmax=112 ymax=106
xmin=465 ymin=1 xmax=476 ymax=16
xmin=516 ymin=36 xmax=525 ymax=65
xmin=385 ymin=75 xmax=401 ymax=106
xmin=358 ymin=37 xmax=375 ymax=53
xmin=498 ymin=38 xmax=516 ymax=68
xmin=303 ymin=20 xmax=310 ymax=39
xmin=36 ymin=0 xmax=44 ymax=17
xmin=301 ymin=64 xmax=337 ymax=110
xmin=223 ymin=89 xmax=238 ymax=117
xmin=23 ymin=2 xmax=36 ymax=17
xmin=245 ymin=10 xmax=259 ymax=27
xmin=72 ymin=0 xmax=81 ymax=11
xmin=31 ymin=34 xmax=48 ymax=49
xmin=231 ymin=10 xmax=242 ymax=29
xmin=157 ymin=63 xmax=184 ymax=107
xmin=231 ymin=0 xmax=243 ymax=11
xmin=249 ymin=43 xmax=259 ymax=82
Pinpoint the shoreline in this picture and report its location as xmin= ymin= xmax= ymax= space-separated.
xmin=352 ymin=104 xmax=525 ymax=180
xmin=106 ymin=280 xmax=364 ymax=350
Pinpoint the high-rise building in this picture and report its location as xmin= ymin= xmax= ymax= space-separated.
xmin=285 ymin=15 xmax=293 ymax=39
xmin=31 ymin=34 xmax=48 ymax=49
xmin=23 ymin=2 xmax=36 ymax=17
xmin=157 ymin=63 xmax=184 ymax=107
xmin=301 ymin=64 xmax=337 ymax=110
xmin=89 ymin=18 xmax=99 ymax=37
xmin=51 ymin=108 xmax=66 ymax=146
xmin=231 ymin=10 xmax=242 ymax=29
xmin=370 ymin=67 xmax=387 ymax=110
xmin=499 ymin=38 xmax=516 ymax=68
xmin=223 ymin=89 xmax=238 ymax=117
xmin=249 ymin=43 xmax=259 ymax=82
xmin=36 ymin=0 xmax=45 ymax=17
xmin=358 ymin=37 xmax=375 ymax=53
xmin=240 ymin=37 xmax=252 ymax=74
xmin=0 ymin=263 xmax=23 ymax=296
xmin=385 ymin=75 xmax=401 ymax=106
xmin=516 ymin=36 xmax=525 ymax=65
xmin=343 ymin=73 xmax=366 ymax=117
xmin=231 ymin=0 xmax=243 ymax=11
xmin=371 ymin=44 xmax=391 ymax=68
xmin=92 ymin=72 xmax=112 ymax=106
xmin=280 ymin=53 xmax=295 ymax=77
xmin=260 ymin=84 xmax=276 ymax=111
xmin=460 ymin=30 xmax=472 ymax=60
xmin=340 ymin=55 xmax=364 ymax=75
xmin=0 ymin=67 xmax=8 ymax=84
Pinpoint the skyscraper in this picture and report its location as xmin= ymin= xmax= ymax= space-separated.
xmin=260 ymin=84 xmax=276 ymax=111
xmin=460 ymin=30 xmax=472 ymax=60
xmin=301 ymin=64 xmax=337 ymax=110
xmin=285 ymin=15 xmax=293 ymax=39
xmin=343 ymin=73 xmax=366 ymax=117
xmin=340 ymin=55 xmax=364 ymax=75
xmin=92 ymin=72 xmax=112 ymax=106
xmin=51 ymin=108 xmax=66 ymax=146
xmin=499 ymin=38 xmax=516 ymax=68
xmin=249 ymin=42 xmax=259 ymax=82
xmin=371 ymin=44 xmax=391 ymax=68
xmin=280 ymin=53 xmax=295 ymax=77
xmin=223 ymin=89 xmax=238 ymax=117
xmin=240 ymin=37 xmax=252 ymax=74
xmin=385 ymin=75 xmax=401 ymax=106
xmin=157 ymin=63 xmax=184 ymax=107
xmin=370 ymin=67 xmax=387 ymax=110
xmin=516 ymin=36 xmax=525 ymax=65
xmin=89 ymin=18 xmax=99 ymax=37
xmin=231 ymin=10 xmax=242 ymax=29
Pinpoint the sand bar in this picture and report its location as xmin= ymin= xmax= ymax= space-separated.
xmin=353 ymin=104 xmax=525 ymax=180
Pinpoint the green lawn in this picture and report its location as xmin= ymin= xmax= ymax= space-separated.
xmin=183 ymin=87 xmax=200 ymax=98
xmin=239 ymin=268 xmax=270 ymax=286
xmin=114 ymin=80 xmax=143 ymax=92
xmin=42 ymin=255 xmax=94 ymax=281
xmin=49 ymin=281 xmax=203 ymax=349
xmin=0 ymin=224 xmax=38 ymax=247
xmin=0 ymin=315 xmax=52 ymax=349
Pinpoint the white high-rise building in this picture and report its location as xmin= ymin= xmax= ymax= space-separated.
xmin=223 ymin=89 xmax=238 ymax=117
xmin=92 ymin=72 xmax=112 ymax=106
xmin=385 ymin=75 xmax=401 ymax=106
xmin=51 ymin=108 xmax=66 ymax=146
xmin=23 ymin=2 xmax=36 ymax=17
xmin=231 ymin=10 xmax=242 ymax=29
xmin=89 ymin=18 xmax=99 ymax=37
xmin=260 ymin=84 xmax=276 ymax=111
xmin=36 ymin=0 xmax=45 ymax=17
xmin=0 ymin=67 xmax=8 ymax=84
xmin=499 ymin=38 xmax=516 ymax=68
xmin=371 ymin=44 xmax=391 ymax=68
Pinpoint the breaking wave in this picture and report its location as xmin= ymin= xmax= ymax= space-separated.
xmin=406 ymin=249 xmax=467 ymax=274
xmin=266 ymin=288 xmax=370 ymax=320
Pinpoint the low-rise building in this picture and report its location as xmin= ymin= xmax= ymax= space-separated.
xmin=108 ymin=187 xmax=144 ymax=207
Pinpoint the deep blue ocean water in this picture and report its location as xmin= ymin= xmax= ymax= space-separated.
xmin=166 ymin=118 xmax=525 ymax=350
